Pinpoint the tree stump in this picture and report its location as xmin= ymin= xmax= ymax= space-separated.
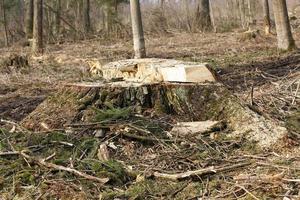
xmin=22 ymin=81 xmax=286 ymax=148
xmin=0 ymin=54 xmax=29 ymax=73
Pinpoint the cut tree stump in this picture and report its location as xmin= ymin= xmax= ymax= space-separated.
xmin=90 ymin=58 xmax=217 ymax=83
xmin=0 ymin=54 xmax=29 ymax=73
xmin=22 ymin=79 xmax=286 ymax=148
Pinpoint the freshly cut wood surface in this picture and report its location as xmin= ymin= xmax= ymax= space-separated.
xmin=96 ymin=58 xmax=217 ymax=83
xmin=171 ymin=121 xmax=220 ymax=136
xmin=160 ymin=64 xmax=216 ymax=83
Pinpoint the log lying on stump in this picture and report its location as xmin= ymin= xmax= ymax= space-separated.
xmin=22 ymin=59 xmax=286 ymax=148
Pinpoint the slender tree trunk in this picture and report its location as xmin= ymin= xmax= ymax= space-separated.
xmin=239 ymin=0 xmax=246 ymax=29
xmin=272 ymin=0 xmax=296 ymax=50
xmin=17 ymin=0 xmax=25 ymax=32
xmin=1 ymin=0 xmax=8 ymax=46
xmin=195 ymin=0 xmax=212 ymax=32
xmin=263 ymin=0 xmax=271 ymax=35
xmin=184 ymin=0 xmax=192 ymax=31
xmin=25 ymin=0 xmax=34 ymax=39
xmin=104 ymin=4 xmax=111 ymax=34
xmin=130 ymin=0 xmax=146 ymax=58
xmin=114 ymin=0 xmax=118 ymax=17
xmin=160 ymin=0 xmax=164 ymax=9
xmin=54 ymin=0 xmax=61 ymax=35
xmin=83 ymin=0 xmax=91 ymax=33
xmin=32 ymin=0 xmax=43 ymax=54
xmin=247 ymin=0 xmax=253 ymax=24
xmin=76 ymin=0 xmax=82 ymax=32
xmin=209 ymin=0 xmax=216 ymax=32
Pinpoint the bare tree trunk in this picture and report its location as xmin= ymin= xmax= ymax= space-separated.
xmin=160 ymin=0 xmax=164 ymax=9
xmin=247 ymin=0 xmax=253 ymax=24
xmin=25 ymin=0 xmax=34 ymax=39
xmin=54 ymin=0 xmax=61 ymax=35
xmin=17 ymin=0 xmax=25 ymax=32
xmin=184 ymin=0 xmax=192 ymax=31
xmin=195 ymin=0 xmax=212 ymax=32
xmin=114 ymin=0 xmax=118 ymax=17
xmin=32 ymin=0 xmax=43 ymax=54
xmin=104 ymin=3 xmax=111 ymax=34
xmin=238 ymin=0 xmax=247 ymax=29
xmin=272 ymin=0 xmax=296 ymax=50
xmin=76 ymin=0 xmax=82 ymax=33
xmin=1 ymin=0 xmax=8 ymax=46
xmin=209 ymin=0 xmax=216 ymax=32
xmin=130 ymin=0 xmax=146 ymax=58
xmin=83 ymin=0 xmax=91 ymax=33
xmin=263 ymin=0 xmax=271 ymax=35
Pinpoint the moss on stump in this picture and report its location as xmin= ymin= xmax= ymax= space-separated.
xmin=21 ymin=81 xmax=286 ymax=148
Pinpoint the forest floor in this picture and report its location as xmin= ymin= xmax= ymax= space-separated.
xmin=0 ymin=30 xmax=299 ymax=199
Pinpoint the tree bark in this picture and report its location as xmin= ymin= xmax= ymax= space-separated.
xmin=160 ymin=0 xmax=164 ymax=10
xmin=247 ymin=0 xmax=253 ymax=24
xmin=1 ymin=0 xmax=9 ymax=46
xmin=25 ymin=0 xmax=34 ymax=39
xmin=53 ymin=0 xmax=61 ymax=35
xmin=75 ymin=0 xmax=83 ymax=34
xmin=238 ymin=0 xmax=247 ymax=29
xmin=184 ymin=0 xmax=192 ymax=31
xmin=104 ymin=3 xmax=112 ymax=34
xmin=130 ymin=0 xmax=146 ymax=58
xmin=32 ymin=0 xmax=43 ymax=55
xmin=272 ymin=0 xmax=296 ymax=50
xmin=209 ymin=0 xmax=216 ymax=32
xmin=195 ymin=0 xmax=212 ymax=32
xmin=83 ymin=0 xmax=91 ymax=33
xmin=263 ymin=0 xmax=271 ymax=35
xmin=21 ymin=80 xmax=286 ymax=148
xmin=17 ymin=0 xmax=25 ymax=32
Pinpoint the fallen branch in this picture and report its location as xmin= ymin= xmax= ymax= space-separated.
xmin=257 ymin=162 xmax=300 ymax=171
xmin=153 ymin=162 xmax=251 ymax=181
xmin=1 ymin=151 xmax=109 ymax=184
xmin=153 ymin=166 xmax=216 ymax=181
xmin=283 ymin=178 xmax=300 ymax=183
xmin=235 ymin=185 xmax=260 ymax=200
xmin=127 ymin=124 xmax=151 ymax=134
xmin=122 ymin=132 xmax=174 ymax=143
xmin=50 ymin=141 xmax=74 ymax=147
xmin=0 ymin=119 xmax=30 ymax=133
xmin=64 ymin=122 xmax=112 ymax=128
xmin=21 ymin=151 xmax=109 ymax=184
xmin=0 ymin=151 xmax=19 ymax=156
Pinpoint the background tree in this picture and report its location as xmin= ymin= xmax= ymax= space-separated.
xmin=1 ymin=0 xmax=8 ymax=46
xmin=25 ymin=0 xmax=33 ymax=39
xmin=195 ymin=0 xmax=212 ymax=32
xmin=53 ymin=0 xmax=61 ymax=36
xmin=130 ymin=0 xmax=146 ymax=58
xmin=272 ymin=0 xmax=296 ymax=50
xmin=263 ymin=0 xmax=271 ymax=35
xmin=184 ymin=0 xmax=192 ymax=31
xmin=32 ymin=0 xmax=43 ymax=54
xmin=25 ymin=0 xmax=34 ymax=39
xmin=83 ymin=0 xmax=91 ymax=33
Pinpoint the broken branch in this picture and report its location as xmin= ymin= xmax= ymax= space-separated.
xmin=2 ymin=151 xmax=109 ymax=184
xmin=153 ymin=162 xmax=251 ymax=181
